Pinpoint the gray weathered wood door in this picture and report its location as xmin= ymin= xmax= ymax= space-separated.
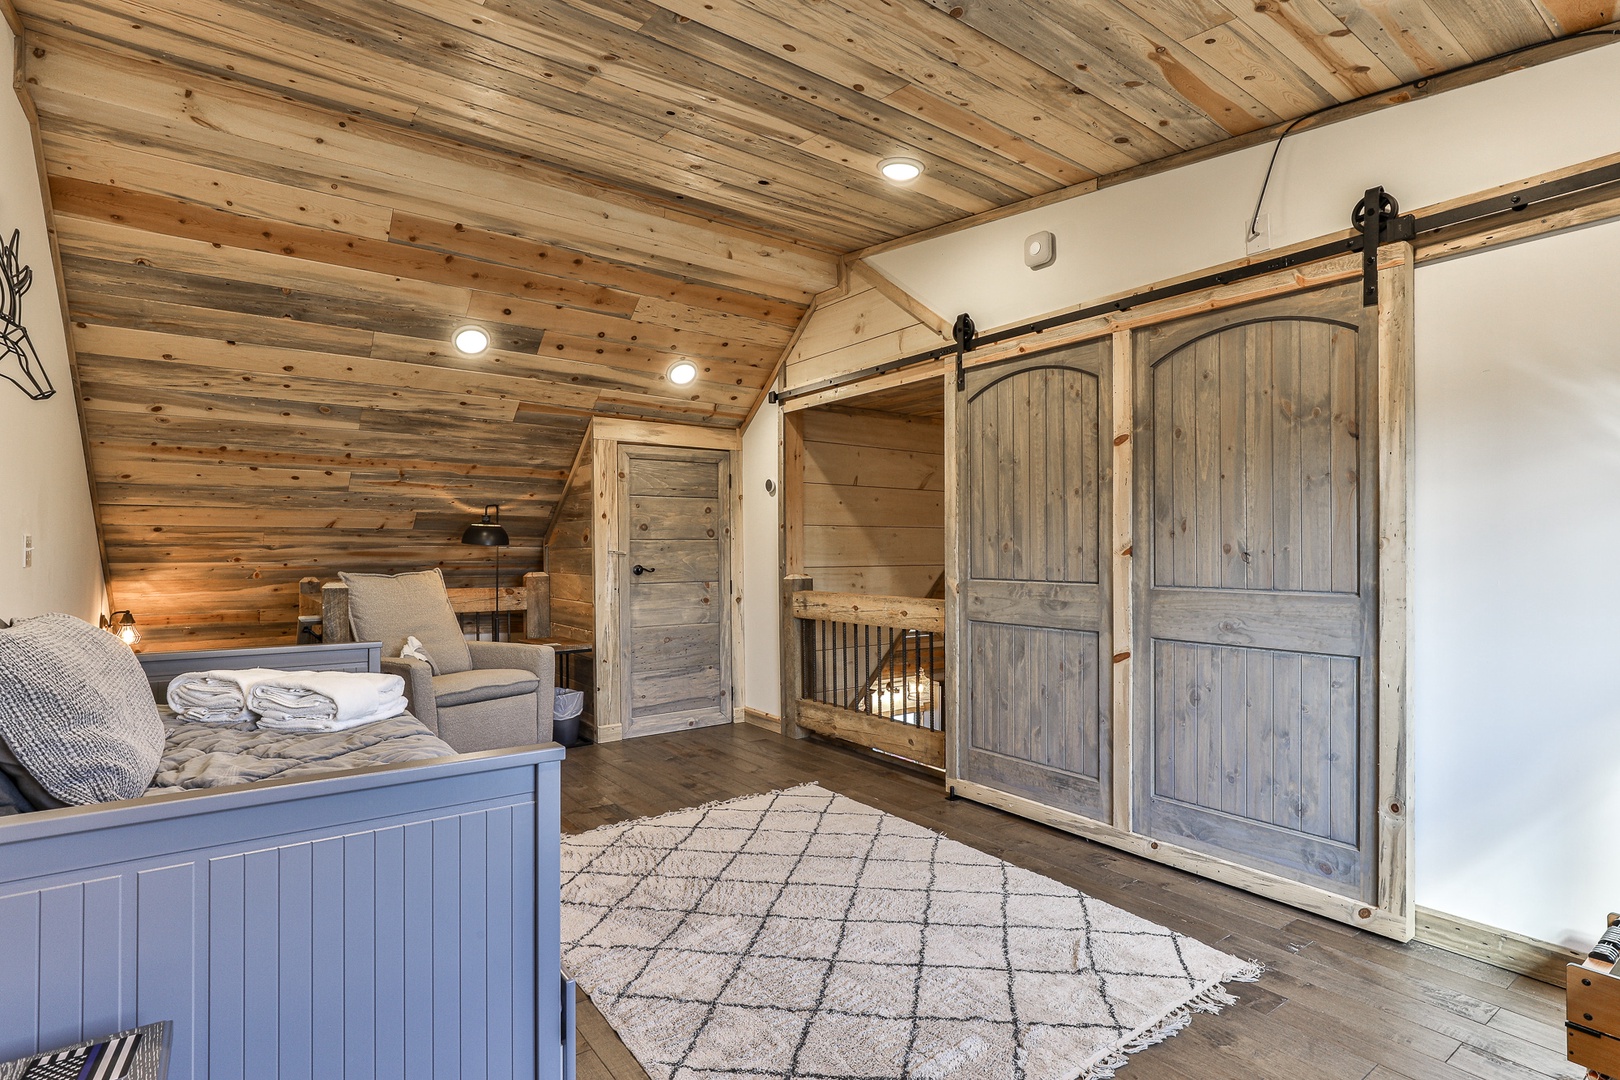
xmin=950 ymin=341 xmax=1114 ymax=821
xmin=618 ymin=446 xmax=733 ymax=739
xmin=1132 ymin=284 xmax=1378 ymax=901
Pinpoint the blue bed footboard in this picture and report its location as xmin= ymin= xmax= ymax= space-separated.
xmin=0 ymin=745 xmax=568 ymax=1080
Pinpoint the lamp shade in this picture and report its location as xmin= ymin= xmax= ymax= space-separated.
xmin=461 ymin=504 xmax=510 ymax=546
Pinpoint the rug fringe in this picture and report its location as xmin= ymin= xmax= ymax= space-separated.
xmin=1076 ymin=968 xmax=1264 ymax=1080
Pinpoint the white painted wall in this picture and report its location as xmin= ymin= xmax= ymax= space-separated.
xmin=0 ymin=20 xmax=104 ymax=623
xmin=735 ymin=40 xmax=1620 ymax=948
xmin=1413 ymin=220 xmax=1620 ymax=950
xmin=739 ymin=403 xmax=781 ymax=717
xmin=869 ymin=44 xmax=1620 ymax=336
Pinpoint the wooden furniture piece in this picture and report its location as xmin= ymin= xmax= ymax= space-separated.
xmin=0 ymin=646 xmax=572 ymax=1080
xmin=1569 ymin=914 xmax=1620 ymax=1078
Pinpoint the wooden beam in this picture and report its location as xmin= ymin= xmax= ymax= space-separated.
xmin=1109 ymin=327 xmax=1133 ymax=833
xmin=790 ymin=590 xmax=945 ymax=632
xmin=1 ymin=0 xmax=21 ymax=38
xmin=590 ymin=432 xmax=621 ymax=743
xmin=588 ymin=417 xmax=741 ymax=451
xmin=742 ymin=290 xmax=820 ymax=428
xmin=780 ymin=575 xmax=814 ymax=740
xmin=851 ymin=259 xmax=951 ymax=337
xmin=1374 ymin=242 xmax=1417 ymax=941
xmin=781 ymin=410 xmax=806 ymax=577
xmin=795 ymin=698 xmax=945 ymax=770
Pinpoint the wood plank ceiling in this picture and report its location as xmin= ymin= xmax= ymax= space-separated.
xmin=10 ymin=0 xmax=1600 ymax=648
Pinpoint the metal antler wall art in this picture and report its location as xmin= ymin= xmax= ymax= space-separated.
xmin=0 ymin=229 xmax=54 ymax=401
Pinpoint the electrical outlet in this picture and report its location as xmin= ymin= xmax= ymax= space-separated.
xmin=22 ymin=533 xmax=33 ymax=569
xmin=1246 ymin=213 xmax=1272 ymax=255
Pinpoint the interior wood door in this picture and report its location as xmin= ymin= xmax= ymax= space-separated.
xmin=617 ymin=446 xmax=733 ymax=739
xmin=949 ymin=341 xmax=1114 ymax=821
xmin=1132 ymin=283 xmax=1379 ymax=901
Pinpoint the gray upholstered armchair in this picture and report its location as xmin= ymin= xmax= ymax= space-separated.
xmin=320 ymin=569 xmax=554 ymax=754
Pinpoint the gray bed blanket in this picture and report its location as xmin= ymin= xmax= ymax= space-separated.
xmin=148 ymin=711 xmax=456 ymax=792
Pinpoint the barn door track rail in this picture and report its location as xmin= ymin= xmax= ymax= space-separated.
xmin=772 ymin=158 xmax=1620 ymax=405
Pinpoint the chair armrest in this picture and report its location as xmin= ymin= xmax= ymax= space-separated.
xmin=381 ymin=655 xmax=438 ymax=734
xmin=468 ymin=641 xmax=554 ymax=681
xmin=467 ymin=642 xmax=555 ymax=729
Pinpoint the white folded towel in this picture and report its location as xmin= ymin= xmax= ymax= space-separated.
xmin=246 ymin=670 xmax=408 ymax=733
xmin=165 ymin=667 xmax=284 ymax=724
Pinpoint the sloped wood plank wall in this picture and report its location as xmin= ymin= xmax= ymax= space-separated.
xmin=19 ymin=36 xmax=833 ymax=649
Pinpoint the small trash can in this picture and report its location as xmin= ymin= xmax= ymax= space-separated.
xmin=553 ymin=686 xmax=585 ymax=747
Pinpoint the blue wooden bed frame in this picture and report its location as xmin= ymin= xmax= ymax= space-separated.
xmin=0 ymin=642 xmax=573 ymax=1080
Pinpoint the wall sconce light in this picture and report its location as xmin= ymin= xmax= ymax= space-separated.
xmin=453 ymin=325 xmax=490 ymax=355
xmin=101 ymin=610 xmax=140 ymax=647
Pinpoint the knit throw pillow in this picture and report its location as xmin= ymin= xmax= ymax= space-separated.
xmin=0 ymin=613 xmax=164 ymax=805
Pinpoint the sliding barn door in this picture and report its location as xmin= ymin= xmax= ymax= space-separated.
xmin=1133 ymin=283 xmax=1379 ymax=901
xmin=949 ymin=342 xmax=1113 ymax=822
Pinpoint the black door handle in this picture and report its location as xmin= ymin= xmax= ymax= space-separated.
xmin=632 ymin=564 xmax=656 ymax=576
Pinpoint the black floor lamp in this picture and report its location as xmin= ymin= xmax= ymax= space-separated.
xmin=461 ymin=503 xmax=510 ymax=641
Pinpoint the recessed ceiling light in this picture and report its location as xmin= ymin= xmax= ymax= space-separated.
xmin=668 ymin=360 xmax=698 ymax=386
xmin=878 ymin=157 xmax=924 ymax=183
xmin=453 ymin=325 xmax=490 ymax=355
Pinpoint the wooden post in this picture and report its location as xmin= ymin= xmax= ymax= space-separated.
xmin=522 ymin=571 xmax=551 ymax=639
xmin=320 ymin=582 xmax=354 ymax=644
xmin=1375 ymin=242 xmax=1416 ymax=939
xmin=1110 ymin=328 xmax=1134 ymax=832
xmin=781 ymin=575 xmax=813 ymax=739
xmin=781 ymin=411 xmax=806 ymax=577
xmin=297 ymin=576 xmax=324 ymax=644
xmin=941 ymin=370 xmax=961 ymax=784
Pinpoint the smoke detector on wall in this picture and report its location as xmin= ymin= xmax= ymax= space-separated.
xmin=1025 ymin=231 xmax=1056 ymax=270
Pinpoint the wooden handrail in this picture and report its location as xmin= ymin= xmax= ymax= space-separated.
xmin=302 ymin=573 xmax=552 ymax=642
xmin=790 ymin=590 xmax=944 ymax=633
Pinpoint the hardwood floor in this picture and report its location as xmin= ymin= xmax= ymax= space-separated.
xmin=561 ymin=723 xmax=1579 ymax=1080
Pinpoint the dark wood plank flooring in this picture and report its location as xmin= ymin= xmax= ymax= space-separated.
xmin=561 ymin=723 xmax=1579 ymax=1080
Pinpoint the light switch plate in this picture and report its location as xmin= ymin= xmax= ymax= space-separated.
xmin=22 ymin=533 xmax=32 ymax=569
xmin=1024 ymin=230 xmax=1056 ymax=270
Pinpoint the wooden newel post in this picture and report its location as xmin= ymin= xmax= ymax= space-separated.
xmin=522 ymin=571 xmax=551 ymax=638
xmin=781 ymin=575 xmax=813 ymax=740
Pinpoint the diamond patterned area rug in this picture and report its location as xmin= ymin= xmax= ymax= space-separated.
xmin=561 ymin=784 xmax=1261 ymax=1080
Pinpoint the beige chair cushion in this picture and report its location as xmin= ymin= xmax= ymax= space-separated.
xmin=340 ymin=568 xmax=474 ymax=675
xmin=432 ymin=668 xmax=541 ymax=708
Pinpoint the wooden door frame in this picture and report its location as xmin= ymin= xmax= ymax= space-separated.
xmin=590 ymin=419 xmax=743 ymax=744
xmin=945 ymin=246 xmax=1415 ymax=941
